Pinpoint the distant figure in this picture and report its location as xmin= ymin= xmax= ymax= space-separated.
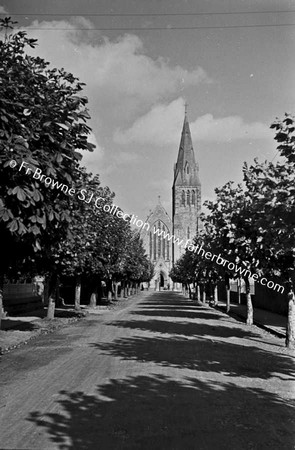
xmin=167 ymin=283 xmax=170 ymax=291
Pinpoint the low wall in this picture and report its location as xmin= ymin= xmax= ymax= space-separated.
xmin=253 ymin=281 xmax=288 ymax=316
xmin=3 ymin=283 xmax=44 ymax=315
xmin=217 ymin=280 xmax=288 ymax=316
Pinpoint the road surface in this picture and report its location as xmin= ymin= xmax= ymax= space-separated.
xmin=0 ymin=291 xmax=294 ymax=449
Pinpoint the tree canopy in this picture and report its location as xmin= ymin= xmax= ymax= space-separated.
xmin=0 ymin=19 xmax=153 ymax=323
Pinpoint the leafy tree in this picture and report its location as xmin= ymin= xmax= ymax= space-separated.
xmin=120 ymin=232 xmax=153 ymax=297
xmin=203 ymin=182 xmax=259 ymax=321
xmin=0 ymin=18 xmax=94 ymax=323
xmin=242 ymin=114 xmax=295 ymax=347
xmin=44 ymin=169 xmax=108 ymax=310
xmin=202 ymin=114 xmax=295 ymax=346
xmin=169 ymin=249 xmax=195 ymax=297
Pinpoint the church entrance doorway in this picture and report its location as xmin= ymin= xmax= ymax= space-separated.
xmin=159 ymin=273 xmax=165 ymax=288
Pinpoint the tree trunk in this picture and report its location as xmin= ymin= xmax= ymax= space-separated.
xmin=213 ymin=285 xmax=218 ymax=306
xmin=237 ymin=279 xmax=241 ymax=305
xmin=245 ymin=277 xmax=253 ymax=325
xmin=55 ymin=274 xmax=62 ymax=308
xmin=43 ymin=275 xmax=50 ymax=306
xmin=192 ymin=282 xmax=196 ymax=300
xmin=202 ymin=286 xmax=206 ymax=304
xmin=0 ymin=272 xmax=4 ymax=330
xmin=89 ymin=287 xmax=97 ymax=308
xmin=286 ymin=287 xmax=295 ymax=348
xmin=197 ymin=284 xmax=201 ymax=302
xmin=75 ymin=275 xmax=81 ymax=310
xmin=47 ymin=273 xmax=59 ymax=320
xmin=226 ymin=286 xmax=230 ymax=313
xmin=47 ymin=273 xmax=58 ymax=320
xmin=208 ymin=282 xmax=213 ymax=305
xmin=113 ymin=281 xmax=119 ymax=301
xmin=107 ymin=278 xmax=112 ymax=302
xmin=47 ymin=296 xmax=55 ymax=319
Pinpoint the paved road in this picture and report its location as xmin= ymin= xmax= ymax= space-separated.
xmin=0 ymin=291 xmax=294 ymax=449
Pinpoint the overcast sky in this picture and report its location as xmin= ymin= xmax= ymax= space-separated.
xmin=1 ymin=0 xmax=295 ymax=220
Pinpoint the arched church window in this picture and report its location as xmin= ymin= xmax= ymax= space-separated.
xmin=163 ymin=234 xmax=165 ymax=259
xmin=158 ymin=235 xmax=161 ymax=258
xmin=187 ymin=191 xmax=190 ymax=206
xmin=187 ymin=227 xmax=190 ymax=239
xmin=153 ymin=228 xmax=157 ymax=260
xmin=167 ymin=241 xmax=169 ymax=260
xmin=192 ymin=190 xmax=195 ymax=205
xmin=181 ymin=190 xmax=185 ymax=206
xmin=187 ymin=165 xmax=189 ymax=174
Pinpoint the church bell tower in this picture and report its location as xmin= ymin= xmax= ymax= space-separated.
xmin=172 ymin=105 xmax=201 ymax=263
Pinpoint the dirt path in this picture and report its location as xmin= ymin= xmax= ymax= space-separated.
xmin=0 ymin=291 xmax=294 ymax=449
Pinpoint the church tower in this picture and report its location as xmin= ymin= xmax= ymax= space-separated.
xmin=172 ymin=106 xmax=201 ymax=263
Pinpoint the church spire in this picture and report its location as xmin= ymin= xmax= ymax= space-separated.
xmin=173 ymin=106 xmax=200 ymax=187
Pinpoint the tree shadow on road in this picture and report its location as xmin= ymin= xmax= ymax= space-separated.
xmin=108 ymin=318 xmax=261 ymax=340
xmin=138 ymin=300 xmax=199 ymax=308
xmin=130 ymin=309 xmax=224 ymax=320
xmin=91 ymin=335 xmax=295 ymax=380
xmin=0 ymin=319 xmax=40 ymax=332
xmin=28 ymin=375 xmax=295 ymax=450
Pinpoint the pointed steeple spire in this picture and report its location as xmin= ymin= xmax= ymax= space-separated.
xmin=173 ymin=105 xmax=200 ymax=187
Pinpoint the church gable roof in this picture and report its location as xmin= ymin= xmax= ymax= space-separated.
xmin=143 ymin=197 xmax=172 ymax=235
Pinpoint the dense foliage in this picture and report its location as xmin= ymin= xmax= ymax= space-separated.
xmin=0 ymin=19 xmax=152 ymax=322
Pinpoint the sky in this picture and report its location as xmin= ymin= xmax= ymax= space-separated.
xmin=1 ymin=0 xmax=295 ymax=220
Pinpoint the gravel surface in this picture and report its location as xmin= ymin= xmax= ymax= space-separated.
xmin=0 ymin=291 xmax=294 ymax=449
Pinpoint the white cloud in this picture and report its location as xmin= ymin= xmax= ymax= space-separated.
xmin=114 ymin=98 xmax=184 ymax=146
xmin=114 ymin=98 xmax=272 ymax=146
xmin=79 ymin=132 xmax=104 ymax=172
xmin=191 ymin=113 xmax=272 ymax=142
xmin=23 ymin=18 xmax=210 ymax=123
xmin=0 ymin=6 xmax=8 ymax=14
xmin=81 ymin=144 xmax=139 ymax=178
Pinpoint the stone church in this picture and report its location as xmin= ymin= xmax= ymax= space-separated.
xmin=141 ymin=108 xmax=201 ymax=289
